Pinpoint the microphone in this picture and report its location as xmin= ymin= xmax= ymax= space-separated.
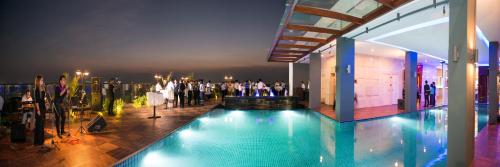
xmin=45 ymin=86 xmax=54 ymax=104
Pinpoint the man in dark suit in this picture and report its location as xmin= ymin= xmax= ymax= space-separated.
xmin=424 ymin=80 xmax=430 ymax=107
xmin=108 ymin=79 xmax=116 ymax=116
xmin=179 ymin=80 xmax=186 ymax=108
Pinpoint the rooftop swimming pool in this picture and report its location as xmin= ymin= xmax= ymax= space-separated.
xmin=116 ymin=107 xmax=488 ymax=167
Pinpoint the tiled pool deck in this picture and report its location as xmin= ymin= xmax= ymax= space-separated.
xmin=314 ymin=102 xmax=438 ymax=121
xmin=0 ymin=99 xmax=499 ymax=166
xmin=0 ymin=101 xmax=219 ymax=167
xmin=474 ymin=123 xmax=500 ymax=167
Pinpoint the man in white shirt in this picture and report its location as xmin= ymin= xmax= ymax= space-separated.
xmin=257 ymin=79 xmax=264 ymax=96
xmin=21 ymin=90 xmax=33 ymax=128
xmin=205 ymin=80 xmax=212 ymax=100
xmin=199 ymin=80 xmax=205 ymax=104
xmin=238 ymin=82 xmax=244 ymax=97
xmin=187 ymin=81 xmax=193 ymax=106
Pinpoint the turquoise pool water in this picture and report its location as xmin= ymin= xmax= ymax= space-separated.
xmin=116 ymin=107 xmax=488 ymax=167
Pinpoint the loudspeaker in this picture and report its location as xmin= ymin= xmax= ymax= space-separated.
xmin=10 ymin=123 xmax=26 ymax=143
xmin=91 ymin=77 xmax=103 ymax=111
xmin=86 ymin=115 xmax=107 ymax=133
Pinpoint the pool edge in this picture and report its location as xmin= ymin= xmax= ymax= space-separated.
xmin=112 ymin=103 xmax=223 ymax=166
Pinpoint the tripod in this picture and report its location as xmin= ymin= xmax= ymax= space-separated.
xmin=45 ymin=92 xmax=61 ymax=151
xmin=76 ymin=91 xmax=87 ymax=134
xmin=61 ymin=92 xmax=80 ymax=145
xmin=66 ymin=100 xmax=71 ymax=137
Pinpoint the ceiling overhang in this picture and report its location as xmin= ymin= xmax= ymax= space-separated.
xmin=267 ymin=0 xmax=413 ymax=62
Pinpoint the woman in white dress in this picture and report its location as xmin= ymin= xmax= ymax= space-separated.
xmin=165 ymin=80 xmax=175 ymax=108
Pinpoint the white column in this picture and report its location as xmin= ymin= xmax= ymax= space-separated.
xmin=447 ymin=0 xmax=476 ymax=166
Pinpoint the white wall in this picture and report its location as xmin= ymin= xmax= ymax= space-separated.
xmin=355 ymin=54 xmax=404 ymax=108
xmin=321 ymin=54 xmax=336 ymax=105
xmin=321 ymin=54 xmax=405 ymax=108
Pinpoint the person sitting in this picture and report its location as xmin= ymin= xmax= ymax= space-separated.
xmin=21 ymin=90 xmax=34 ymax=128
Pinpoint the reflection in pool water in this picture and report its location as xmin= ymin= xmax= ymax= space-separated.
xmin=116 ymin=107 xmax=488 ymax=167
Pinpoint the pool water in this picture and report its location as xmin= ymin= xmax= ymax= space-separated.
xmin=116 ymin=107 xmax=488 ymax=167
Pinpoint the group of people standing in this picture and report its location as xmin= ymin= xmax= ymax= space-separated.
xmin=155 ymin=79 xmax=212 ymax=108
xmin=423 ymin=80 xmax=437 ymax=107
xmin=219 ymin=79 xmax=289 ymax=101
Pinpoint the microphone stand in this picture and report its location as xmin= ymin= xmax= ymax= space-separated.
xmin=76 ymin=89 xmax=87 ymax=134
xmin=59 ymin=87 xmax=80 ymax=144
xmin=63 ymin=87 xmax=80 ymax=144
xmin=66 ymin=92 xmax=71 ymax=137
xmin=45 ymin=89 xmax=60 ymax=151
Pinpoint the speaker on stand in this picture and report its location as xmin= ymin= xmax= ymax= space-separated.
xmin=91 ymin=77 xmax=103 ymax=112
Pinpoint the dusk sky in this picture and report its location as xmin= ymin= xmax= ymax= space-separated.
xmin=0 ymin=0 xmax=288 ymax=83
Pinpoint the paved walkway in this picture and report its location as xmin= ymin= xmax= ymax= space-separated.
xmin=474 ymin=123 xmax=500 ymax=167
xmin=0 ymin=101 xmax=219 ymax=167
xmin=314 ymin=103 xmax=435 ymax=121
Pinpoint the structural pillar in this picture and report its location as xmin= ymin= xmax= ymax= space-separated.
xmin=309 ymin=52 xmax=321 ymax=109
xmin=489 ymin=41 xmax=499 ymax=124
xmin=404 ymin=51 xmax=417 ymax=112
xmin=289 ymin=63 xmax=294 ymax=96
xmin=447 ymin=0 xmax=476 ymax=166
xmin=335 ymin=37 xmax=355 ymax=122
